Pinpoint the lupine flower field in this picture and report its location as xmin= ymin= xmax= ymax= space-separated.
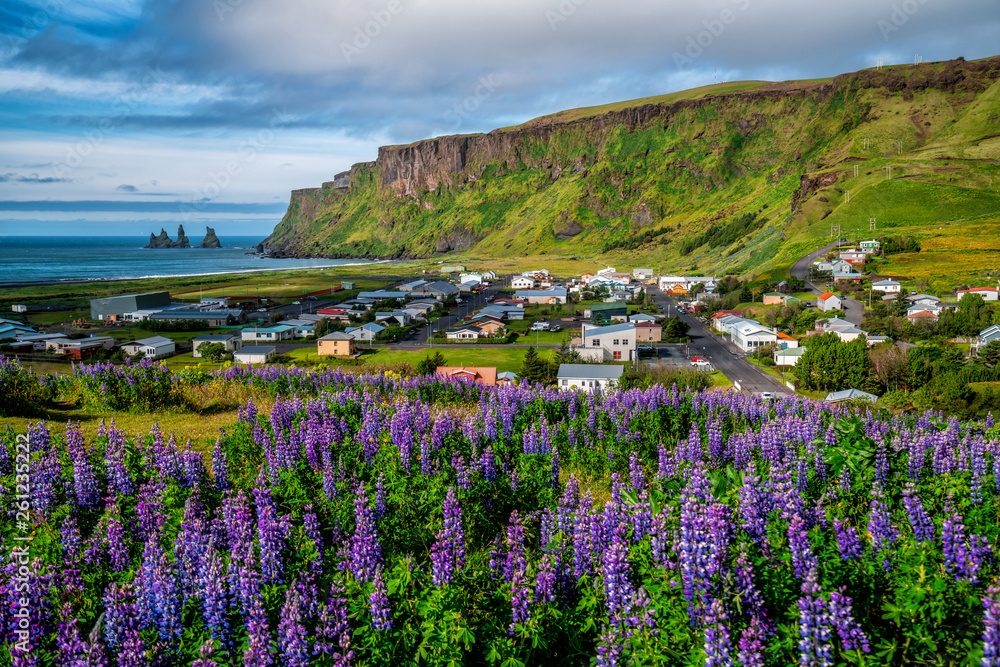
xmin=2 ymin=356 xmax=1000 ymax=665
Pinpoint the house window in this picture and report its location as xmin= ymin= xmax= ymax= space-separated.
xmin=614 ymin=351 xmax=622 ymax=360
xmin=592 ymin=339 xmax=600 ymax=347
xmin=562 ymin=380 xmax=567 ymax=386
xmin=613 ymin=339 xmax=619 ymax=345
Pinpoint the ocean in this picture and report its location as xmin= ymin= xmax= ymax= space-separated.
xmin=0 ymin=236 xmax=381 ymax=286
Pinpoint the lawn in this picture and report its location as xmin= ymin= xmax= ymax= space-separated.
xmin=24 ymin=307 xmax=90 ymax=326
xmin=364 ymin=346 xmax=556 ymax=373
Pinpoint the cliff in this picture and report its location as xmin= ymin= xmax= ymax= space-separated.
xmin=199 ymin=226 xmax=222 ymax=248
xmin=264 ymin=56 xmax=1000 ymax=276
xmin=146 ymin=224 xmax=190 ymax=248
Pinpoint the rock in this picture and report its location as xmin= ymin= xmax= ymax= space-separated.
xmin=144 ymin=224 xmax=191 ymax=248
xmin=553 ymin=220 xmax=584 ymax=240
xmin=199 ymin=226 xmax=222 ymax=248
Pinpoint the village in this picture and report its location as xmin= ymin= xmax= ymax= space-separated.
xmin=4 ymin=236 xmax=998 ymax=409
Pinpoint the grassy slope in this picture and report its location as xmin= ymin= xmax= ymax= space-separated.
xmin=267 ymin=57 xmax=1000 ymax=288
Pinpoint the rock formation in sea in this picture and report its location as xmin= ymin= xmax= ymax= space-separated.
xmin=199 ymin=226 xmax=222 ymax=248
xmin=145 ymin=224 xmax=191 ymax=248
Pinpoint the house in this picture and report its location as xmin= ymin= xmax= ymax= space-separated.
xmin=234 ymin=346 xmax=276 ymax=364
xmin=375 ymin=310 xmax=412 ymax=326
xmin=871 ymin=279 xmax=902 ymax=294
xmin=11 ymin=304 xmax=27 ymax=313
xmin=345 ymin=323 xmax=385 ymax=342
xmin=435 ymin=366 xmax=498 ymax=386
xmin=62 ymin=339 xmax=110 ymax=360
xmin=833 ymin=272 xmax=862 ymax=284
xmin=120 ymin=335 xmax=175 ymax=359
xmin=833 ymin=327 xmax=868 ymax=343
xmin=317 ymin=332 xmax=358 ymax=357
xmin=280 ymin=318 xmax=318 ymax=338
xmin=817 ymin=317 xmax=857 ymax=331
xmin=515 ymin=288 xmax=568 ymax=305
xmin=975 ymin=325 xmax=1000 ymax=355
xmin=459 ymin=273 xmax=483 ymax=285
xmin=242 ymin=325 xmax=295 ymax=342
xmin=192 ymin=333 xmax=242 ymax=357
xmin=587 ymin=303 xmax=628 ymax=322
xmin=907 ymin=294 xmax=940 ymax=306
xmin=400 ymin=279 xmax=429 ymax=293
xmin=762 ymin=292 xmax=786 ymax=306
xmin=90 ymin=291 xmax=171 ymax=322
xmin=357 ymin=291 xmax=408 ymax=301
xmin=634 ymin=321 xmax=662 ymax=342
xmin=14 ymin=333 xmax=64 ymax=351
xmin=411 ymin=282 xmax=460 ymax=300
xmin=340 ymin=281 xmax=356 ymax=290
xmin=466 ymin=318 xmax=506 ymax=336
xmin=710 ymin=310 xmax=745 ymax=331
xmin=482 ymin=271 xmax=498 ymax=280
xmin=859 ymin=239 xmax=881 ymax=253
xmin=578 ymin=322 xmax=636 ymax=362
xmin=907 ymin=309 xmax=939 ymax=325
xmin=45 ymin=336 xmax=115 ymax=354
xmin=839 ymin=251 xmax=867 ymax=264
xmin=147 ymin=307 xmax=245 ymax=327
xmin=774 ymin=347 xmax=808 ymax=366
xmin=629 ymin=313 xmax=657 ymax=323
xmin=714 ymin=314 xmax=748 ymax=335
xmin=557 ymin=364 xmax=625 ymax=392
xmin=957 ymin=287 xmax=1000 ymax=302
xmin=824 ymin=388 xmax=879 ymax=404
xmin=632 ymin=268 xmax=654 ymax=279
xmin=496 ymin=371 xmax=518 ymax=385
xmin=445 ymin=326 xmax=483 ymax=340
xmin=817 ymin=292 xmax=842 ymax=312
xmin=731 ymin=320 xmax=778 ymax=353
xmin=829 ymin=259 xmax=854 ymax=274
xmin=776 ymin=332 xmax=799 ymax=349
xmin=0 ymin=323 xmax=36 ymax=339
xmin=866 ymin=335 xmax=890 ymax=346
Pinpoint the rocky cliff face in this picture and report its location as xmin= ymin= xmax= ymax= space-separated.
xmin=199 ymin=226 xmax=222 ymax=248
xmin=263 ymin=56 xmax=1000 ymax=266
xmin=146 ymin=224 xmax=190 ymax=248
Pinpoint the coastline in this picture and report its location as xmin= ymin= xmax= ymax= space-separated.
xmin=0 ymin=258 xmax=400 ymax=290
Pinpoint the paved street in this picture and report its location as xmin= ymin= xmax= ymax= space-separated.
xmin=790 ymin=240 xmax=864 ymax=324
xmin=648 ymin=288 xmax=793 ymax=395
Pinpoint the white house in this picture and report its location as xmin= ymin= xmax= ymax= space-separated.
xmin=774 ymin=347 xmax=808 ymax=366
xmin=833 ymin=327 xmax=867 ymax=343
xmin=578 ymin=322 xmax=637 ymax=362
xmin=817 ymin=292 xmax=842 ymax=312
xmin=957 ymin=287 xmax=999 ymax=302
xmin=121 ymin=335 xmax=175 ymax=359
xmin=445 ymin=325 xmax=482 ymax=340
xmin=511 ymin=275 xmax=537 ymax=290
xmin=192 ymin=333 xmax=242 ymax=358
xmin=824 ymin=388 xmax=878 ymax=404
xmin=234 ymin=346 xmax=277 ymax=364
xmin=859 ymin=239 xmax=881 ymax=253
xmin=515 ymin=288 xmax=568 ymax=305
xmin=731 ymin=320 xmax=778 ymax=353
xmin=557 ymin=364 xmax=625 ymax=392
xmin=871 ymin=279 xmax=901 ymax=294
xmin=11 ymin=304 xmax=27 ymax=313
xmin=632 ymin=268 xmax=654 ymax=279
xmin=973 ymin=325 xmax=1000 ymax=355
xmin=345 ymin=323 xmax=385 ymax=342
xmin=242 ymin=325 xmax=294 ymax=342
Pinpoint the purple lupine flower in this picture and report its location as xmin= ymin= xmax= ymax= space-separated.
xmin=941 ymin=497 xmax=992 ymax=583
xmin=103 ymin=422 xmax=134 ymax=496
xmin=254 ymin=483 xmax=289 ymax=586
xmin=504 ymin=511 xmax=527 ymax=584
xmin=832 ymin=519 xmax=863 ymax=561
xmin=303 ymin=505 xmax=324 ymax=566
xmin=677 ymin=467 xmax=714 ymax=620
xmin=828 ymin=588 xmax=870 ymax=654
xmin=737 ymin=617 xmax=765 ymax=667
xmin=278 ymin=584 xmax=310 ymax=667
xmin=797 ymin=568 xmax=833 ymax=667
xmin=199 ymin=544 xmax=230 ymax=646
xmin=703 ymin=598 xmax=734 ymax=667
xmin=244 ymin=598 xmax=274 ymax=667
xmin=375 ymin=473 xmax=388 ymax=520
xmin=315 ymin=583 xmax=354 ymax=665
xmin=431 ymin=487 xmax=466 ymax=586
xmin=55 ymin=605 xmax=89 ymax=666
xmin=212 ymin=438 xmax=230 ymax=491
xmin=901 ymin=482 xmax=935 ymax=542
xmin=602 ymin=523 xmax=635 ymax=624
xmin=788 ymin=512 xmax=818 ymax=580
xmin=866 ymin=484 xmax=898 ymax=571
xmin=192 ymin=639 xmax=219 ymax=667
xmin=369 ymin=569 xmax=393 ymax=631
xmin=61 ymin=514 xmax=82 ymax=560
xmin=550 ymin=447 xmax=561 ymax=490
xmin=733 ymin=548 xmax=770 ymax=630
xmin=982 ymin=584 xmax=1000 ymax=667
xmin=66 ymin=424 xmax=100 ymax=510
xmin=739 ymin=475 xmax=770 ymax=552
xmin=509 ymin=568 xmax=532 ymax=635
xmin=595 ymin=624 xmax=626 ymax=667
xmin=348 ymin=485 xmax=383 ymax=583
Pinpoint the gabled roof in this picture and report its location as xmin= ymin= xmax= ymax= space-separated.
xmin=774 ymin=347 xmax=808 ymax=356
xmin=136 ymin=336 xmax=173 ymax=346
xmin=907 ymin=293 xmax=940 ymax=302
xmin=908 ymin=310 xmax=939 ymax=319
xmin=824 ymin=388 xmax=878 ymax=403
xmin=319 ymin=332 xmax=354 ymax=340
xmin=872 ymin=279 xmax=900 ymax=286
xmin=634 ymin=321 xmax=661 ymax=328
xmin=193 ymin=333 xmax=240 ymax=342
xmin=958 ymin=287 xmax=998 ymax=293
xmin=818 ymin=292 xmax=837 ymax=301
xmin=447 ymin=325 xmax=483 ymax=334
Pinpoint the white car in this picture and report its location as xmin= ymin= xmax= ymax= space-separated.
xmin=292 ymin=301 xmax=301 ymax=305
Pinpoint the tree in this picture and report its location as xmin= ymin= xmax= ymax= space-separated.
xmin=793 ymin=334 xmax=875 ymax=391
xmin=269 ymin=312 xmax=285 ymax=324
xmin=416 ymin=352 xmax=446 ymax=375
xmin=519 ymin=347 xmax=549 ymax=384
xmin=197 ymin=342 xmax=230 ymax=361
xmin=977 ymin=340 xmax=1000 ymax=369
xmin=662 ymin=317 xmax=690 ymax=341
xmin=868 ymin=342 xmax=908 ymax=391
xmin=314 ymin=317 xmax=331 ymax=338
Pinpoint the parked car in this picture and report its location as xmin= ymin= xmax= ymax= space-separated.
xmin=292 ymin=301 xmax=301 ymax=305
xmin=530 ymin=321 xmax=549 ymax=331
xmin=548 ymin=324 xmax=562 ymax=332
xmin=257 ymin=308 xmax=268 ymax=312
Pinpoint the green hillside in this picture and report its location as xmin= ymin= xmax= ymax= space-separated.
xmin=265 ymin=57 xmax=1000 ymax=286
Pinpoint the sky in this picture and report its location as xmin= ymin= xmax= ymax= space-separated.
xmin=0 ymin=0 xmax=997 ymax=237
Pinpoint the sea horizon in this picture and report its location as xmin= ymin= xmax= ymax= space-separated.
xmin=0 ymin=235 xmax=384 ymax=286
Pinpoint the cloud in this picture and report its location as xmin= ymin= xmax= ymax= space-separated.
xmin=115 ymin=183 xmax=137 ymax=192
xmin=0 ymin=172 xmax=71 ymax=183
xmin=0 ymin=199 xmax=288 ymax=213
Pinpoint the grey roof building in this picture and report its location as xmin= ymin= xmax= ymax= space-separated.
xmin=90 ymin=291 xmax=170 ymax=320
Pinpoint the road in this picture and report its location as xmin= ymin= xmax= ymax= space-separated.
xmin=790 ymin=239 xmax=864 ymax=325
xmin=648 ymin=288 xmax=792 ymax=395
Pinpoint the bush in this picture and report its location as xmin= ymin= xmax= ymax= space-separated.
xmin=73 ymin=358 xmax=175 ymax=412
xmin=0 ymin=355 xmax=53 ymax=416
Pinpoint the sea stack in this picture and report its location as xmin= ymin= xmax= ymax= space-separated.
xmin=199 ymin=226 xmax=222 ymax=248
xmin=145 ymin=224 xmax=191 ymax=248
